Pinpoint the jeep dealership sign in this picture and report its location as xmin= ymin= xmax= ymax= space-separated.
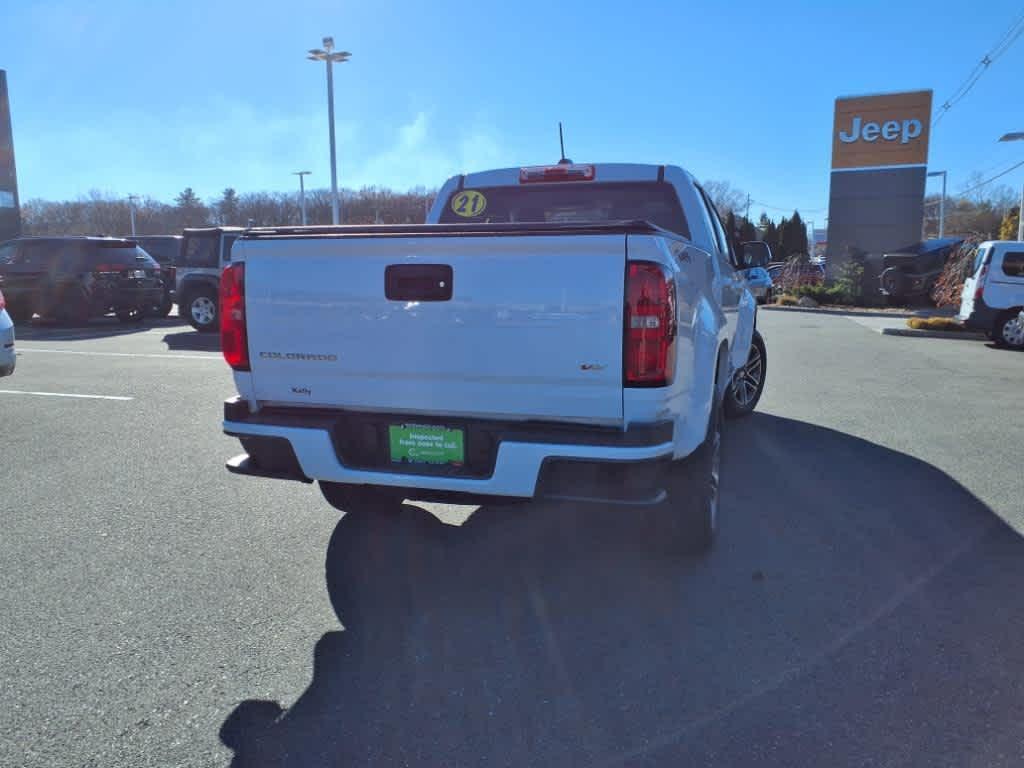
xmin=825 ymin=89 xmax=933 ymax=302
xmin=831 ymin=90 xmax=931 ymax=169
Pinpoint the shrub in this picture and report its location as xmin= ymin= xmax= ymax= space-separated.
xmin=906 ymin=317 xmax=967 ymax=331
xmin=793 ymin=284 xmax=854 ymax=305
xmin=931 ymin=240 xmax=980 ymax=308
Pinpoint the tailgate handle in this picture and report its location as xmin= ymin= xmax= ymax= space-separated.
xmin=385 ymin=264 xmax=453 ymax=301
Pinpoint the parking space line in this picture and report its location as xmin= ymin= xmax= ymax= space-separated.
xmin=0 ymin=389 xmax=133 ymax=401
xmin=17 ymin=348 xmax=221 ymax=360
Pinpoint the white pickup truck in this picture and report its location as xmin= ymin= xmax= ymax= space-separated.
xmin=221 ymin=162 xmax=767 ymax=553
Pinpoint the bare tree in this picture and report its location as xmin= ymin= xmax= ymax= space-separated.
xmin=702 ymin=179 xmax=747 ymax=216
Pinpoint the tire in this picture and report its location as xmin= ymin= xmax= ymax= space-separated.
xmin=320 ymin=482 xmax=408 ymax=516
xmin=184 ymin=288 xmax=218 ymax=332
xmin=724 ymin=329 xmax=766 ymax=418
xmin=880 ymin=267 xmax=907 ymax=299
xmin=993 ymin=309 xmax=1024 ymax=349
xmin=644 ymin=378 xmax=722 ymax=556
xmin=115 ymin=305 xmax=146 ymax=323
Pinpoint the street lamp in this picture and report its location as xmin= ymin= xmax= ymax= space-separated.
xmin=127 ymin=194 xmax=138 ymax=236
xmin=308 ymin=37 xmax=350 ymax=225
xmin=927 ymin=171 xmax=947 ymax=238
xmin=292 ymin=171 xmax=311 ymax=225
xmin=998 ymin=133 xmax=1024 ymax=241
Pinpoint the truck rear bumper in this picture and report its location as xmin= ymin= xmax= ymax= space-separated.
xmin=223 ymin=399 xmax=675 ymax=500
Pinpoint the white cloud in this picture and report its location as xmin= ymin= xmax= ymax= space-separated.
xmin=344 ymin=111 xmax=505 ymax=190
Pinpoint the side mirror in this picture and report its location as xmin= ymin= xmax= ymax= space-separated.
xmin=740 ymin=241 xmax=772 ymax=269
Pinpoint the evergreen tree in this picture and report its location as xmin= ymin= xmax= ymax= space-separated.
xmin=738 ymin=216 xmax=757 ymax=243
xmin=174 ymin=187 xmax=208 ymax=228
xmin=217 ymin=188 xmax=240 ymax=226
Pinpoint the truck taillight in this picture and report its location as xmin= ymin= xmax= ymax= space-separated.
xmin=519 ymin=164 xmax=595 ymax=183
xmin=625 ymin=261 xmax=676 ymax=387
xmin=221 ymin=262 xmax=249 ymax=371
xmin=974 ymin=263 xmax=988 ymax=302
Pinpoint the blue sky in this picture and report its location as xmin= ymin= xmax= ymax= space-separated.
xmin=4 ymin=0 xmax=1024 ymax=219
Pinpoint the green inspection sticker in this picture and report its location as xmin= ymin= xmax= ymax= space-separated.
xmin=389 ymin=424 xmax=465 ymax=465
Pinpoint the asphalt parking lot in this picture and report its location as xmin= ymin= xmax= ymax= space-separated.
xmin=2 ymin=309 xmax=1023 ymax=767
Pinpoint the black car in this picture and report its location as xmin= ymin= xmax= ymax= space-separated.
xmin=131 ymin=235 xmax=182 ymax=317
xmin=0 ymin=236 xmax=165 ymax=324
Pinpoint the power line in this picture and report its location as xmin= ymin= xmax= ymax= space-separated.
xmin=934 ymin=10 xmax=1024 ymax=126
xmin=751 ymin=200 xmax=826 ymax=214
xmin=957 ymin=158 xmax=1024 ymax=196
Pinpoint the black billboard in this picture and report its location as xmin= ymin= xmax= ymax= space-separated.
xmin=0 ymin=70 xmax=20 ymax=242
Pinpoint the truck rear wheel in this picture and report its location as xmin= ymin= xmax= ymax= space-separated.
xmin=646 ymin=383 xmax=721 ymax=555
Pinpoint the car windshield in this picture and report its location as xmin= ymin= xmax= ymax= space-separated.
xmin=437 ymin=181 xmax=690 ymax=238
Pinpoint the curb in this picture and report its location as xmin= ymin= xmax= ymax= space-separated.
xmin=760 ymin=305 xmax=921 ymax=319
xmin=880 ymin=327 xmax=988 ymax=341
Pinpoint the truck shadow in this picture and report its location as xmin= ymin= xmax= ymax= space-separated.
xmin=15 ymin=315 xmax=188 ymax=341
xmin=161 ymin=330 xmax=221 ymax=352
xmin=219 ymin=414 xmax=1024 ymax=767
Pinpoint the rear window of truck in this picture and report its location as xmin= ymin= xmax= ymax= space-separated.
xmin=182 ymin=234 xmax=219 ymax=268
xmin=439 ymin=181 xmax=690 ymax=239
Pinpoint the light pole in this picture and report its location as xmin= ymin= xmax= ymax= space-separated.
xmin=127 ymin=194 xmax=138 ymax=236
xmin=292 ymin=171 xmax=311 ymax=225
xmin=998 ymin=133 xmax=1024 ymax=241
xmin=927 ymin=170 xmax=947 ymax=238
xmin=308 ymin=37 xmax=350 ymax=225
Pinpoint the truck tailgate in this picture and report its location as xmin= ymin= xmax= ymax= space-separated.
xmin=241 ymin=233 xmax=626 ymax=424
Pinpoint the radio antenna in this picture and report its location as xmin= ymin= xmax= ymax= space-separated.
xmin=558 ymin=122 xmax=571 ymax=164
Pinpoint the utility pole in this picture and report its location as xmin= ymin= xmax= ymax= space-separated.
xmin=127 ymin=194 xmax=138 ymax=236
xmin=292 ymin=171 xmax=311 ymax=225
xmin=927 ymin=170 xmax=947 ymax=238
xmin=744 ymin=193 xmax=751 ymax=221
xmin=308 ymin=37 xmax=351 ymax=225
xmin=997 ymin=133 xmax=1024 ymax=240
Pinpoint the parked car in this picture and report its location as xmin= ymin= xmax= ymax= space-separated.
xmin=131 ymin=235 xmax=182 ymax=317
xmin=0 ymin=237 xmax=165 ymax=324
xmin=177 ymin=227 xmax=243 ymax=332
xmin=958 ymin=240 xmax=1024 ymax=348
xmin=768 ymin=259 xmax=824 ymax=297
xmin=221 ymin=162 xmax=768 ymax=555
xmin=0 ymin=279 xmax=15 ymax=376
xmin=738 ymin=242 xmax=773 ymax=304
xmin=879 ymin=237 xmax=964 ymax=303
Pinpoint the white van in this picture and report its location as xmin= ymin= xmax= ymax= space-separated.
xmin=958 ymin=241 xmax=1024 ymax=348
